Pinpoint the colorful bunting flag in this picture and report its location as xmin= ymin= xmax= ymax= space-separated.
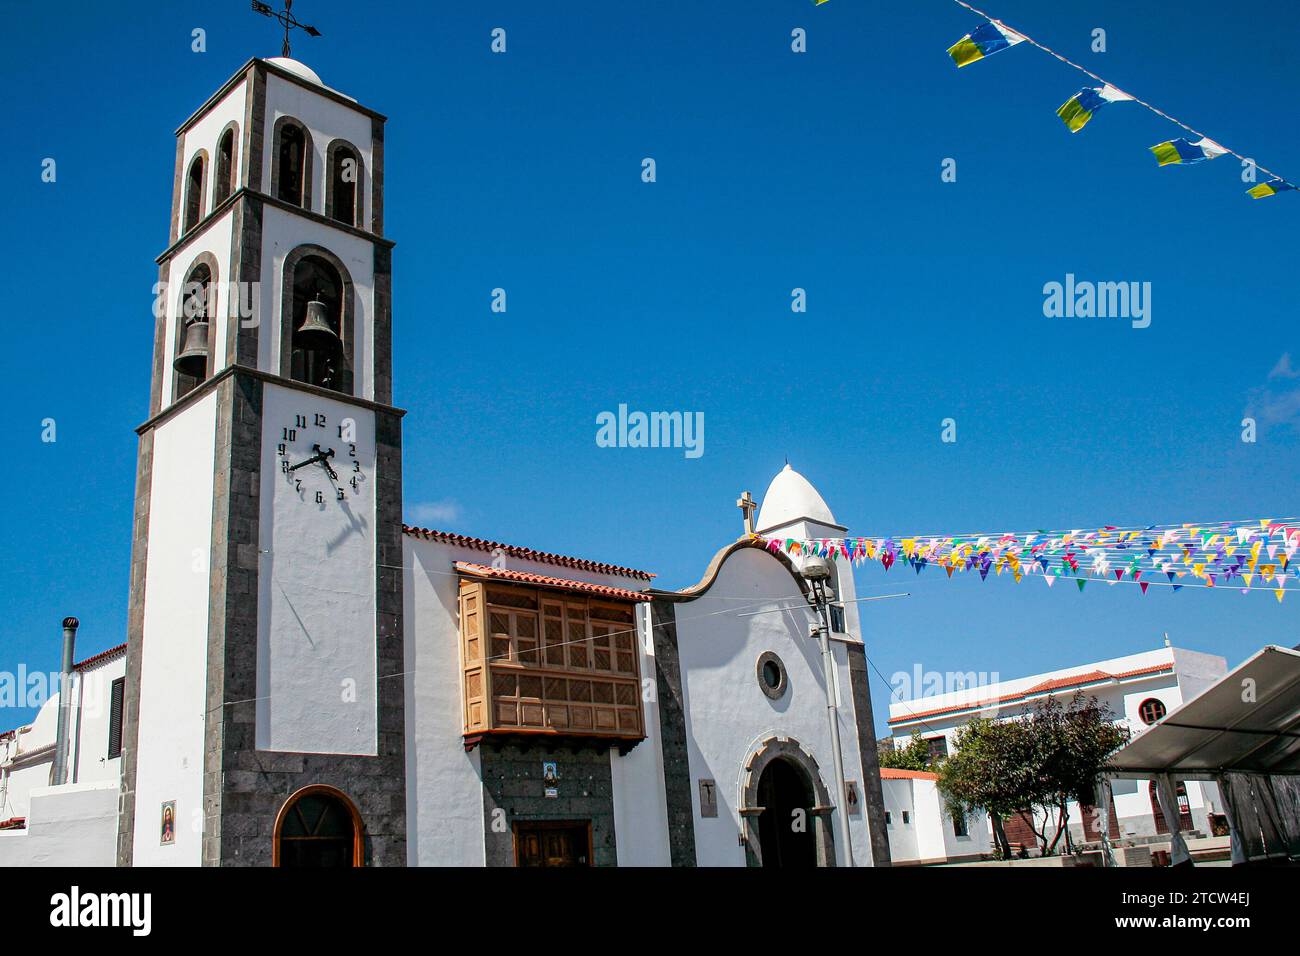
xmin=1247 ymin=179 xmax=1296 ymax=199
xmin=1150 ymin=137 xmax=1228 ymax=166
xmin=948 ymin=21 xmax=1024 ymax=68
xmin=752 ymin=516 xmax=1296 ymax=598
xmin=1057 ymin=84 xmax=1133 ymax=133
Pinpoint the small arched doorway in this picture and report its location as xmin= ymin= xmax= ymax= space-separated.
xmin=740 ymin=734 xmax=837 ymax=867
xmin=756 ymin=757 xmax=816 ymax=867
xmin=274 ymin=785 xmax=364 ymax=867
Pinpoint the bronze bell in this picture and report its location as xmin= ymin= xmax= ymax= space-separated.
xmin=174 ymin=319 xmax=209 ymax=378
xmin=296 ymin=295 xmax=340 ymax=349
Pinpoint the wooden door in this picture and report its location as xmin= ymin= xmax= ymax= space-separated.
xmin=514 ymin=821 xmax=593 ymax=867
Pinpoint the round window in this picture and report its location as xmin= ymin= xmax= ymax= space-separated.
xmin=1138 ymin=697 xmax=1167 ymax=725
xmin=756 ymin=652 xmax=787 ymax=700
xmin=762 ymin=661 xmax=781 ymax=689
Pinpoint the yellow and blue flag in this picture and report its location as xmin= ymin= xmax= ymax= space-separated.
xmin=948 ymin=21 xmax=1024 ymax=68
xmin=1057 ymin=84 xmax=1133 ymax=133
xmin=1247 ymin=178 xmax=1295 ymax=199
xmin=1149 ymin=137 xmax=1228 ymax=166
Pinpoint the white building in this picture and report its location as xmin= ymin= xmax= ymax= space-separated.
xmin=0 ymin=50 xmax=892 ymax=867
xmin=0 ymin=641 xmax=125 ymax=866
xmin=880 ymin=768 xmax=992 ymax=864
xmin=889 ymin=645 xmax=1228 ymax=851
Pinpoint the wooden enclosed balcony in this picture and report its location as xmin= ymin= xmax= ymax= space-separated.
xmin=457 ymin=564 xmax=650 ymax=753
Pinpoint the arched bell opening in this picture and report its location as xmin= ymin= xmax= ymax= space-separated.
xmin=280 ymin=246 xmax=355 ymax=396
xmin=173 ymin=257 xmax=217 ymax=400
xmin=289 ymin=256 xmax=347 ymax=393
xmin=182 ymin=150 xmax=208 ymax=234
xmin=213 ymin=123 xmax=238 ymax=206
xmin=325 ymin=139 xmax=364 ymax=229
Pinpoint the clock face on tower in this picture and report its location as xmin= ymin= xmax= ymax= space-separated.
xmin=275 ymin=407 xmax=370 ymax=508
xmin=257 ymin=381 xmax=379 ymax=755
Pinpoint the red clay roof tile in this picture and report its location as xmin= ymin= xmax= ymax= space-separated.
xmin=405 ymin=526 xmax=654 ymax=580
xmin=454 ymin=562 xmax=652 ymax=602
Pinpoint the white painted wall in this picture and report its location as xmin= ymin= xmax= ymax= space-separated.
xmin=0 ymin=782 xmax=118 ymax=867
xmin=69 ymin=655 xmax=126 ymax=789
xmin=133 ymin=392 xmax=217 ymax=866
xmin=881 ymin=777 xmax=919 ymax=861
xmin=673 ymin=546 xmax=875 ymax=866
xmin=257 ymin=383 xmax=377 ymax=755
xmin=609 ymin=601 xmax=670 ymax=865
xmin=882 ymin=774 xmax=990 ymax=864
xmin=403 ymin=537 xmax=486 ymax=867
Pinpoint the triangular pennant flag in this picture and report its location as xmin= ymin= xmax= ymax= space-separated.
xmin=1150 ymin=137 xmax=1228 ymax=166
xmin=1057 ymin=84 xmax=1133 ymax=132
xmin=1140 ymin=582 xmax=1149 ymax=594
xmin=1248 ymin=179 xmax=1296 ymax=199
xmin=948 ymin=21 xmax=1025 ymax=68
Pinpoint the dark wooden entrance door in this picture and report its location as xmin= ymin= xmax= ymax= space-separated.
xmin=756 ymin=757 xmax=816 ymax=867
xmin=514 ymin=821 xmax=593 ymax=867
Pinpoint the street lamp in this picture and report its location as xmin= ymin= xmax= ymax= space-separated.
xmin=800 ymin=555 xmax=855 ymax=867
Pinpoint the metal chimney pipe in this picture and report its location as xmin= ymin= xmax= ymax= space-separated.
xmin=50 ymin=616 xmax=78 ymax=787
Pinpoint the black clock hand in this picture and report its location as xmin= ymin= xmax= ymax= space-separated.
xmin=313 ymin=444 xmax=339 ymax=481
xmin=288 ymin=452 xmax=326 ymax=472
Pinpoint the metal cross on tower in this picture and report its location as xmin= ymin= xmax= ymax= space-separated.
xmin=251 ymin=0 xmax=321 ymax=58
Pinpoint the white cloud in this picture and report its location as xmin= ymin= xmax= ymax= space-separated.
xmin=1246 ymin=354 xmax=1300 ymax=430
xmin=408 ymin=499 xmax=461 ymax=526
xmin=1268 ymin=352 xmax=1299 ymax=380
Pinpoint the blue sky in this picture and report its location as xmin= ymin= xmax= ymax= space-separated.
xmin=2 ymin=0 xmax=1296 ymax=734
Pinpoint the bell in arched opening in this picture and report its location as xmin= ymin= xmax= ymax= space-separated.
xmin=291 ymin=292 xmax=349 ymax=392
xmin=174 ymin=318 xmax=210 ymax=380
xmin=296 ymin=294 xmax=340 ymax=350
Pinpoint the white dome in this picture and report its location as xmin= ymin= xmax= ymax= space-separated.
xmin=755 ymin=464 xmax=839 ymax=534
xmin=266 ymin=57 xmax=324 ymax=86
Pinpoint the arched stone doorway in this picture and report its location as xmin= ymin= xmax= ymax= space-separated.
xmin=273 ymin=785 xmax=364 ymax=867
xmin=740 ymin=735 xmax=837 ymax=867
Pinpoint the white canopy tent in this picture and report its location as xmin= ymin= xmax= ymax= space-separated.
xmin=1098 ymin=645 xmax=1300 ymax=866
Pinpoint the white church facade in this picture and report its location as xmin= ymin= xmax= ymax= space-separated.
xmin=0 ymin=56 xmax=891 ymax=868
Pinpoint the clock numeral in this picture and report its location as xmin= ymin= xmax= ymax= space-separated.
xmin=314 ymin=413 xmax=327 ymax=427
xmin=295 ymin=479 xmax=302 ymax=493
xmin=294 ymin=414 xmax=307 ymax=428
xmin=315 ymin=491 xmax=324 ymax=504
xmin=337 ymin=489 xmax=346 ymax=501
xmin=353 ymin=461 xmax=360 ymax=473
xmin=281 ymin=460 xmax=290 ymax=474
xmin=350 ymin=476 xmax=359 ymax=491
xmin=349 ymin=443 xmax=357 ymax=458
xmin=277 ymin=443 xmax=287 ymax=457
xmin=282 ymin=428 xmax=297 ymax=442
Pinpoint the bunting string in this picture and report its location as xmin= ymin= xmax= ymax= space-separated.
xmin=753 ymin=517 xmax=1300 ymax=601
xmin=814 ymin=0 xmax=1295 ymax=197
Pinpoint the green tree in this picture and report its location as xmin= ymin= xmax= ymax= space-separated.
xmin=937 ymin=693 xmax=1129 ymax=857
xmin=878 ymin=732 xmax=936 ymax=772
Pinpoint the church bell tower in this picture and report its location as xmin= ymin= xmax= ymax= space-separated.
xmin=117 ymin=55 xmax=406 ymax=866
